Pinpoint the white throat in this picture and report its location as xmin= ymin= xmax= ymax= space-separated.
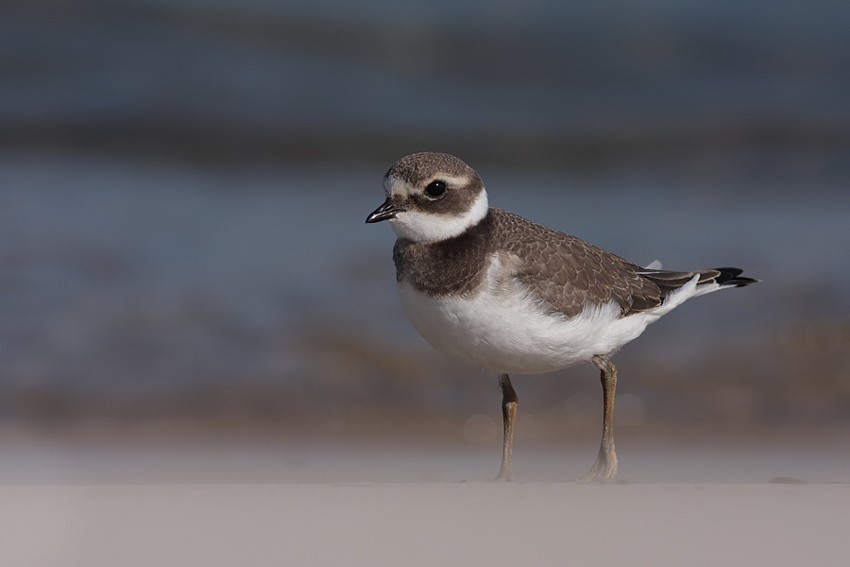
xmin=390 ymin=189 xmax=489 ymax=242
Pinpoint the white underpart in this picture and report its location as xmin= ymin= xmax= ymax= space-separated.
xmin=400 ymin=256 xmax=723 ymax=374
xmin=386 ymin=178 xmax=489 ymax=243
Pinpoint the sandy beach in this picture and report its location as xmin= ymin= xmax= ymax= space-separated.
xmin=3 ymin=3 xmax=849 ymax=566
xmin=2 ymin=440 xmax=848 ymax=567
xmin=4 ymin=480 xmax=848 ymax=567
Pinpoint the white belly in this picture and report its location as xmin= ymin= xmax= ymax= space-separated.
xmin=396 ymin=258 xmax=683 ymax=375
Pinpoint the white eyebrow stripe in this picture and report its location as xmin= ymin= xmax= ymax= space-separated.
xmin=389 ymin=187 xmax=489 ymax=242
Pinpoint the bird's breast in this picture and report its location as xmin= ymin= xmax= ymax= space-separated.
xmin=397 ymin=255 xmax=641 ymax=374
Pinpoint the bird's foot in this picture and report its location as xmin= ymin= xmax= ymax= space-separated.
xmin=579 ymin=446 xmax=618 ymax=483
xmin=493 ymin=467 xmax=513 ymax=482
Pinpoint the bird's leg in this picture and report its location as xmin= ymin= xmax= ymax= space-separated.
xmin=495 ymin=373 xmax=517 ymax=481
xmin=581 ymin=355 xmax=619 ymax=482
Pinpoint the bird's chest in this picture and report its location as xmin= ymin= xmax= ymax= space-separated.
xmin=395 ymin=258 xmax=587 ymax=374
xmin=392 ymin=237 xmax=488 ymax=297
xmin=397 ymin=279 xmax=515 ymax=365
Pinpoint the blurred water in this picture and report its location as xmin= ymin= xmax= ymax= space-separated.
xmin=2 ymin=0 xmax=848 ymax=163
xmin=1 ymin=152 xmax=848 ymax=430
xmin=1 ymin=0 xmax=849 ymax=433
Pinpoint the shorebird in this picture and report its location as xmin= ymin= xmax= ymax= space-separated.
xmin=366 ymin=152 xmax=756 ymax=481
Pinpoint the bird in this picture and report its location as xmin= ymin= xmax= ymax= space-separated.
xmin=366 ymin=151 xmax=757 ymax=481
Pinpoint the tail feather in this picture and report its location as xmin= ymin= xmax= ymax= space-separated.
xmin=711 ymin=267 xmax=759 ymax=288
xmin=638 ymin=266 xmax=758 ymax=297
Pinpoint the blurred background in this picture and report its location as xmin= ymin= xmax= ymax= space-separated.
xmin=1 ymin=0 xmax=848 ymax=482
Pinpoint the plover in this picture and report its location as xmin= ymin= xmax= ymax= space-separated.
xmin=366 ymin=152 xmax=756 ymax=481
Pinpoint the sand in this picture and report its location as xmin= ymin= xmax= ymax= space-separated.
xmin=0 ymin=483 xmax=850 ymax=567
xmin=3 ymin=481 xmax=848 ymax=567
xmin=1 ymin=439 xmax=847 ymax=566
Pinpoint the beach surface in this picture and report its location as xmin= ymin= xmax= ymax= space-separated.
xmin=4 ymin=481 xmax=848 ymax=567
xmin=2 ymin=441 xmax=848 ymax=567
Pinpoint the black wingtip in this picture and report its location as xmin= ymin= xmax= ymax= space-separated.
xmin=713 ymin=267 xmax=759 ymax=287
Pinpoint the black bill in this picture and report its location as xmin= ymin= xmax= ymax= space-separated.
xmin=365 ymin=198 xmax=399 ymax=223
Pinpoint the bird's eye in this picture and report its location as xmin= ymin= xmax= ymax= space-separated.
xmin=425 ymin=180 xmax=447 ymax=198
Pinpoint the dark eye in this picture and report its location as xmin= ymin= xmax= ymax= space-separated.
xmin=425 ymin=180 xmax=447 ymax=198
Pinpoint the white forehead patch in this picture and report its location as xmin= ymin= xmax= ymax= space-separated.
xmin=389 ymin=187 xmax=489 ymax=242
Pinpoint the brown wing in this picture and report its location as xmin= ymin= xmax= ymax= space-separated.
xmin=489 ymin=209 xmax=664 ymax=318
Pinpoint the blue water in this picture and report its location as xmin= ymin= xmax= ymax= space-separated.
xmin=2 ymin=0 xmax=848 ymax=146
xmin=1 ymin=151 xmax=848 ymax=420
xmin=1 ymin=0 xmax=848 ymax=423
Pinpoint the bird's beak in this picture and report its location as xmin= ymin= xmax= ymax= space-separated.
xmin=365 ymin=197 xmax=399 ymax=223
